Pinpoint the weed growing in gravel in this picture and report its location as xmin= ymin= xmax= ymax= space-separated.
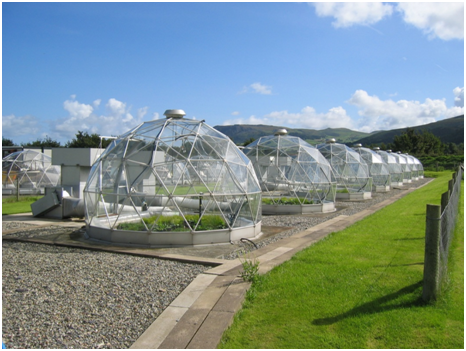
xmin=239 ymin=250 xmax=260 ymax=283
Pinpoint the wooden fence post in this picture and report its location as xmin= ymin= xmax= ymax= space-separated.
xmin=423 ymin=204 xmax=441 ymax=302
xmin=441 ymin=191 xmax=450 ymax=214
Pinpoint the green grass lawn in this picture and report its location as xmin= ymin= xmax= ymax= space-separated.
xmin=219 ymin=171 xmax=464 ymax=349
xmin=2 ymin=196 xmax=42 ymax=215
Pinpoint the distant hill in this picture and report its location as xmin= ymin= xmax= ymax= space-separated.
xmin=214 ymin=124 xmax=372 ymax=145
xmin=214 ymin=115 xmax=464 ymax=146
xmin=354 ymin=115 xmax=464 ymax=146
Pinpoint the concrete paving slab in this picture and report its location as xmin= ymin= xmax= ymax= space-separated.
xmin=212 ymin=278 xmax=250 ymax=314
xmin=186 ymin=310 xmax=236 ymax=349
xmin=158 ymin=308 xmax=211 ymax=349
xmin=190 ymin=275 xmax=237 ymax=310
xmin=204 ymin=259 xmax=242 ymax=276
xmin=170 ymin=274 xmax=218 ymax=309
xmin=130 ymin=306 xmax=188 ymax=349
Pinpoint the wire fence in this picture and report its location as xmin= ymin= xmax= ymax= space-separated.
xmin=422 ymin=166 xmax=463 ymax=302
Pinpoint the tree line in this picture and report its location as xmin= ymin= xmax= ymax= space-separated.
xmin=366 ymin=128 xmax=463 ymax=157
xmin=2 ymin=131 xmax=113 ymax=149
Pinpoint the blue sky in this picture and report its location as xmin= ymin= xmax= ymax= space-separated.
xmin=2 ymin=2 xmax=464 ymax=145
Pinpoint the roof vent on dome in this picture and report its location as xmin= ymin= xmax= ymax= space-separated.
xmin=373 ymin=147 xmax=380 ymax=151
xmin=354 ymin=143 xmax=362 ymax=148
xmin=274 ymin=129 xmax=288 ymax=136
xmin=164 ymin=109 xmax=186 ymax=119
xmin=326 ymin=138 xmax=336 ymax=144
xmin=387 ymin=149 xmax=392 ymax=152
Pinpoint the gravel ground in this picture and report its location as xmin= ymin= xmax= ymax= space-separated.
xmin=2 ymin=179 xmax=430 ymax=349
xmin=2 ymin=243 xmax=208 ymax=349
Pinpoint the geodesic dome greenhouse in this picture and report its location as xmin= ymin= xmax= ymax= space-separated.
xmin=2 ymin=150 xmax=61 ymax=195
xmin=317 ymin=140 xmax=372 ymax=199
xmin=373 ymin=148 xmax=404 ymax=186
xmin=389 ymin=151 xmax=412 ymax=183
xmin=83 ymin=110 xmax=262 ymax=246
xmin=353 ymin=145 xmax=391 ymax=192
xmin=411 ymin=155 xmax=424 ymax=178
xmin=404 ymin=154 xmax=419 ymax=180
xmin=242 ymin=130 xmax=336 ymax=214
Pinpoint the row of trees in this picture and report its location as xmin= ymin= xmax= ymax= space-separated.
xmin=2 ymin=131 xmax=113 ymax=149
xmin=365 ymin=128 xmax=463 ymax=157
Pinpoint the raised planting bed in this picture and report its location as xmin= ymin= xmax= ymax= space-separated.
xmin=261 ymin=197 xmax=335 ymax=214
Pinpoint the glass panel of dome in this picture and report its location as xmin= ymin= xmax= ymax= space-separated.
xmin=84 ymin=110 xmax=262 ymax=245
xmin=214 ymin=163 xmax=245 ymax=195
xmin=246 ymin=169 xmax=262 ymax=193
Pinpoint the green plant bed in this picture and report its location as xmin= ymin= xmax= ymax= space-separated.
xmin=117 ymin=214 xmax=227 ymax=232
xmin=262 ymin=197 xmax=314 ymax=205
xmin=336 ymin=188 xmax=350 ymax=193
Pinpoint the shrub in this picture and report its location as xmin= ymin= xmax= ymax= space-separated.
xmin=262 ymin=197 xmax=314 ymax=205
xmin=117 ymin=214 xmax=227 ymax=232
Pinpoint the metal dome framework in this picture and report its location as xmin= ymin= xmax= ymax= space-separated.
xmin=390 ymin=151 xmax=412 ymax=183
xmin=411 ymin=155 xmax=424 ymax=179
xmin=317 ymin=140 xmax=372 ymax=200
xmin=353 ymin=145 xmax=391 ymax=192
xmin=374 ymin=148 xmax=404 ymax=186
xmin=84 ymin=113 xmax=262 ymax=246
xmin=2 ymin=150 xmax=61 ymax=195
xmin=404 ymin=154 xmax=420 ymax=180
xmin=243 ymin=131 xmax=336 ymax=214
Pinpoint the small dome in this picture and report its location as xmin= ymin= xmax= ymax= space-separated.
xmin=243 ymin=133 xmax=336 ymax=210
xmin=316 ymin=141 xmax=372 ymax=194
xmin=2 ymin=150 xmax=61 ymax=194
xmin=373 ymin=149 xmax=404 ymax=185
xmin=353 ymin=146 xmax=391 ymax=188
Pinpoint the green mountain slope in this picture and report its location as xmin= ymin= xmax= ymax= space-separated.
xmin=354 ymin=115 xmax=464 ymax=145
xmin=214 ymin=125 xmax=372 ymax=145
xmin=214 ymin=115 xmax=464 ymax=146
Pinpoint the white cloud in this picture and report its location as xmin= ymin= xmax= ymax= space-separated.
xmin=453 ymin=87 xmax=464 ymax=107
xmin=251 ymin=82 xmax=272 ymax=95
xmin=106 ymin=98 xmax=127 ymax=117
xmin=397 ymin=2 xmax=464 ymax=40
xmin=52 ymin=97 xmax=147 ymax=141
xmin=224 ymin=105 xmax=354 ymax=129
xmin=347 ymin=89 xmax=463 ymax=132
xmin=239 ymin=82 xmax=273 ymax=95
xmin=313 ymin=2 xmax=393 ymax=28
xmin=231 ymin=111 xmax=240 ymax=116
xmin=312 ymin=2 xmax=463 ymax=41
xmin=2 ymin=114 xmax=41 ymax=138
xmin=63 ymin=99 xmax=93 ymax=119
xmin=93 ymin=99 xmax=102 ymax=108
xmin=137 ymin=107 xmax=149 ymax=120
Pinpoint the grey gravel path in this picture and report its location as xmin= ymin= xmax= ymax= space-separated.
xmin=2 ymin=179 xmax=430 ymax=349
xmin=2 ymin=243 xmax=208 ymax=349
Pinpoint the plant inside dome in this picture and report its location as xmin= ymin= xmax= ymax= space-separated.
xmin=262 ymin=197 xmax=314 ymax=205
xmin=117 ymin=214 xmax=227 ymax=232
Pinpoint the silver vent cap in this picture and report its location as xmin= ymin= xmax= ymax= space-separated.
xmin=274 ymin=129 xmax=288 ymax=136
xmin=164 ymin=109 xmax=186 ymax=119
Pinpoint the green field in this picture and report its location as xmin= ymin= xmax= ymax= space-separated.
xmin=2 ymin=196 xmax=41 ymax=215
xmin=219 ymin=171 xmax=464 ymax=348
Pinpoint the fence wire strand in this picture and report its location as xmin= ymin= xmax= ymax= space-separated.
xmin=438 ymin=167 xmax=463 ymax=287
